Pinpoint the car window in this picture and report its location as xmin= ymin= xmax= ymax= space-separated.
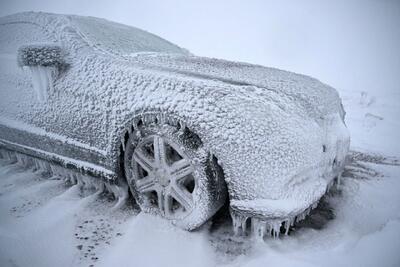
xmin=0 ymin=22 xmax=52 ymax=54
xmin=0 ymin=22 xmax=49 ymax=115
xmin=70 ymin=16 xmax=188 ymax=56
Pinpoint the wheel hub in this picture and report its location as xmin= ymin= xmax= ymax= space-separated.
xmin=154 ymin=167 xmax=170 ymax=186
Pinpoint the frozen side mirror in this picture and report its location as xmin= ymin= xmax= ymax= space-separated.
xmin=17 ymin=43 xmax=66 ymax=68
xmin=17 ymin=43 xmax=67 ymax=101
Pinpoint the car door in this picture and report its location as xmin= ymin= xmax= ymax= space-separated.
xmin=0 ymin=22 xmax=49 ymax=122
xmin=0 ymin=20 xmax=109 ymax=169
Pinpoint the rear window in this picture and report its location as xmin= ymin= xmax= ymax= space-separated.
xmin=70 ymin=16 xmax=188 ymax=56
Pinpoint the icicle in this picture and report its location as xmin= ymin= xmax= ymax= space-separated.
xmin=155 ymin=114 xmax=161 ymax=125
xmin=160 ymin=114 xmax=166 ymax=125
xmin=230 ymin=210 xmax=249 ymax=236
xmin=72 ymin=174 xmax=78 ymax=184
xmin=121 ymin=136 xmax=126 ymax=152
xmin=166 ymin=116 xmax=172 ymax=125
xmin=76 ymin=174 xmax=84 ymax=187
xmin=43 ymin=161 xmax=52 ymax=176
xmin=2 ymin=150 xmax=8 ymax=160
xmin=284 ymin=219 xmax=291 ymax=235
xmin=232 ymin=213 xmax=241 ymax=235
xmin=0 ymin=149 xmax=138 ymax=215
xmin=326 ymin=179 xmax=333 ymax=193
xmin=49 ymin=164 xmax=58 ymax=178
xmin=179 ymin=120 xmax=186 ymax=131
xmin=251 ymin=217 xmax=267 ymax=240
xmin=272 ymin=221 xmax=282 ymax=239
xmin=241 ymin=216 xmax=248 ymax=234
xmin=15 ymin=153 xmax=24 ymax=166
xmin=15 ymin=153 xmax=22 ymax=165
xmin=168 ymin=117 xmax=178 ymax=127
xmin=230 ymin=202 xmax=330 ymax=240
xmin=26 ymin=66 xmax=56 ymax=102
xmin=49 ymin=164 xmax=55 ymax=175
xmin=15 ymin=153 xmax=33 ymax=169
xmin=33 ymin=159 xmax=41 ymax=172
xmin=9 ymin=152 xmax=17 ymax=163
xmin=105 ymin=182 xmax=129 ymax=210
xmin=147 ymin=114 xmax=152 ymax=124
xmin=337 ymin=173 xmax=342 ymax=188
xmin=143 ymin=114 xmax=151 ymax=125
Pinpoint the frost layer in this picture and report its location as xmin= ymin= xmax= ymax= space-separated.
xmin=0 ymin=12 xmax=350 ymax=222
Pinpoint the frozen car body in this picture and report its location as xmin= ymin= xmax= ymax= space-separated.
xmin=0 ymin=12 xmax=350 ymax=227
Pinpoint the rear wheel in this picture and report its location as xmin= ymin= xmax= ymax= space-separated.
xmin=123 ymin=120 xmax=226 ymax=230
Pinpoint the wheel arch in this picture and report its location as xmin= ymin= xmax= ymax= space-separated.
xmin=112 ymin=108 xmax=230 ymax=203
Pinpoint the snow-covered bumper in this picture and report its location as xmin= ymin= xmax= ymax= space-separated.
xmin=223 ymin=109 xmax=349 ymax=234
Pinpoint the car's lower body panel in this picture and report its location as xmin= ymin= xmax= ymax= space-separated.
xmin=0 ymin=121 xmax=117 ymax=181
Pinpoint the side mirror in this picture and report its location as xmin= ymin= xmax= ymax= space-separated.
xmin=18 ymin=43 xmax=66 ymax=68
xmin=17 ymin=43 xmax=67 ymax=101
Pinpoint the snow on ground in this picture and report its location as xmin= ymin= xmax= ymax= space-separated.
xmin=0 ymin=87 xmax=399 ymax=267
xmin=340 ymin=89 xmax=400 ymax=158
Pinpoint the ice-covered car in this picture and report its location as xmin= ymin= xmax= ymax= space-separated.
xmin=0 ymin=12 xmax=350 ymax=234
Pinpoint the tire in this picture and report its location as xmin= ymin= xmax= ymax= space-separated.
xmin=123 ymin=119 xmax=227 ymax=230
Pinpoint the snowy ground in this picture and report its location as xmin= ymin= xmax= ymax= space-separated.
xmin=0 ymin=88 xmax=399 ymax=267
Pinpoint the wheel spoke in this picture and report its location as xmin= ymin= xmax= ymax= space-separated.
xmin=133 ymin=150 xmax=154 ymax=172
xmin=157 ymin=189 xmax=166 ymax=215
xmin=136 ymin=175 xmax=156 ymax=193
xmin=154 ymin=136 xmax=167 ymax=165
xmin=169 ymin=185 xmax=193 ymax=212
xmin=164 ymin=194 xmax=173 ymax=217
xmin=170 ymin=159 xmax=193 ymax=181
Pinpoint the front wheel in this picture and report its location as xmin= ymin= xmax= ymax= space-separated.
xmin=123 ymin=120 xmax=226 ymax=230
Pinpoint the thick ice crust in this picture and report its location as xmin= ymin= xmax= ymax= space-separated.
xmin=0 ymin=148 xmax=129 ymax=209
xmin=230 ymin=177 xmax=339 ymax=239
xmin=0 ymin=12 xmax=350 ymax=221
xmin=18 ymin=43 xmax=65 ymax=67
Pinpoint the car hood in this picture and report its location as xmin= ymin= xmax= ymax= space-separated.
xmin=127 ymin=53 xmax=343 ymax=120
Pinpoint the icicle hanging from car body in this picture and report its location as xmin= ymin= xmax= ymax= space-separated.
xmin=17 ymin=43 xmax=65 ymax=102
xmin=0 ymin=148 xmax=129 ymax=210
xmin=24 ymin=65 xmax=57 ymax=102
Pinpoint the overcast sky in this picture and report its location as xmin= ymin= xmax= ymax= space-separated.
xmin=1 ymin=0 xmax=399 ymax=95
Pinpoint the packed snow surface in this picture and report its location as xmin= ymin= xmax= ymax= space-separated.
xmin=0 ymin=141 xmax=398 ymax=267
xmin=0 ymin=12 xmax=350 ymax=223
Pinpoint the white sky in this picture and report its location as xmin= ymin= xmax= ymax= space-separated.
xmin=1 ymin=0 xmax=399 ymax=95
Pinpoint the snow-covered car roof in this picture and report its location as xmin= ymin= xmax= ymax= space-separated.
xmin=0 ymin=12 xmax=189 ymax=57
xmin=69 ymin=15 xmax=189 ymax=56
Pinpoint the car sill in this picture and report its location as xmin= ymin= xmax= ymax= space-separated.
xmin=0 ymin=138 xmax=117 ymax=181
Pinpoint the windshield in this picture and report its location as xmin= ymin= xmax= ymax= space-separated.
xmin=70 ymin=16 xmax=188 ymax=56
